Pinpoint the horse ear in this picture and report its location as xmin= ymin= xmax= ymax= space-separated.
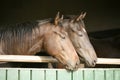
xmin=76 ymin=12 xmax=86 ymax=21
xmin=82 ymin=12 xmax=86 ymax=19
xmin=54 ymin=12 xmax=60 ymax=26
xmin=60 ymin=15 xmax=64 ymax=20
xmin=59 ymin=14 xmax=64 ymax=23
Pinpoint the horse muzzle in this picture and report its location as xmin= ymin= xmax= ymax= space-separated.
xmin=65 ymin=59 xmax=80 ymax=71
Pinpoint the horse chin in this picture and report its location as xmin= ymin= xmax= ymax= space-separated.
xmin=59 ymin=61 xmax=79 ymax=71
xmin=65 ymin=65 xmax=78 ymax=71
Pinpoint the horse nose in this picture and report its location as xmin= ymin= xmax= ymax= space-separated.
xmin=65 ymin=61 xmax=80 ymax=71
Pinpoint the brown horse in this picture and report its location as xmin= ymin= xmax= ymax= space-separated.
xmin=59 ymin=13 xmax=97 ymax=67
xmin=0 ymin=14 xmax=80 ymax=70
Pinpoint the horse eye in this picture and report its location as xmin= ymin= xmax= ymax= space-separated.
xmin=79 ymin=34 xmax=83 ymax=37
xmin=61 ymin=36 xmax=65 ymax=39
xmin=71 ymin=29 xmax=75 ymax=32
xmin=59 ymin=34 xmax=66 ymax=39
xmin=53 ymin=31 xmax=66 ymax=39
xmin=77 ymin=31 xmax=83 ymax=37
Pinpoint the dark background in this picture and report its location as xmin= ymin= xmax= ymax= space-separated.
xmin=0 ymin=0 xmax=120 ymax=32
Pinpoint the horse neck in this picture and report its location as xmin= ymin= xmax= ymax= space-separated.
xmin=26 ymin=23 xmax=53 ymax=55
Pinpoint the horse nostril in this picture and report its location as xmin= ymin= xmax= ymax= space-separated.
xmin=92 ymin=62 xmax=95 ymax=66
xmin=92 ymin=60 xmax=97 ymax=66
xmin=75 ymin=61 xmax=80 ymax=69
xmin=94 ymin=60 xmax=97 ymax=63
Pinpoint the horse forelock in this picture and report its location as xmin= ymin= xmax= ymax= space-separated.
xmin=64 ymin=15 xmax=76 ymax=19
xmin=77 ymin=19 xmax=86 ymax=33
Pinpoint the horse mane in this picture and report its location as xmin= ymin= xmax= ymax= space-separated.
xmin=0 ymin=18 xmax=52 ymax=33
xmin=0 ymin=18 xmax=53 ymax=37
xmin=0 ymin=18 xmax=53 ymax=53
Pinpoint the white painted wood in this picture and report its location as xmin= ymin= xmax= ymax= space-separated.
xmin=0 ymin=55 xmax=120 ymax=65
xmin=0 ymin=55 xmax=57 ymax=63
xmin=97 ymin=58 xmax=120 ymax=65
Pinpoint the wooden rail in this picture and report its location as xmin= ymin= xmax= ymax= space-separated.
xmin=0 ymin=55 xmax=120 ymax=65
xmin=0 ymin=55 xmax=57 ymax=63
xmin=97 ymin=58 xmax=120 ymax=65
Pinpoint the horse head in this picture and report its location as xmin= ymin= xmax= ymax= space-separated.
xmin=43 ymin=13 xmax=80 ymax=70
xmin=61 ymin=12 xmax=97 ymax=67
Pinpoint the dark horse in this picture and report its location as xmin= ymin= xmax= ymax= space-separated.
xmin=0 ymin=14 xmax=80 ymax=70
xmin=46 ymin=12 xmax=97 ymax=68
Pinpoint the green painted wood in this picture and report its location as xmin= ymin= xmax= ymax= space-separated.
xmin=0 ymin=69 xmax=6 ymax=80
xmin=84 ymin=70 xmax=94 ymax=80
xmin=94 ymin=69 xmax=104 ymax=80
xmin=46 ymin=69 xmax=56 ymax=80
xmin=19 ymin=69 xmax=30 ymax=80
xmin=57 ymin=69 xmax=72 ymax=80
xmin=114 ymin=70 xmax=120 ymax=80
xmin=32 ymin=69 xmax=44 ymax=80
xmin=0 ymin=68 xmax=120 ymax=80
xmin=7 ymin=69 xmax=18 ymax=80
xmin=105 ymin=70 xmax=113 ymax=80
xmin=73 ymin=70 xmax=83 ymax=80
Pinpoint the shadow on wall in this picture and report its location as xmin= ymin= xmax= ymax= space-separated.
xmin=0 ymin=0 xmax=120 ymax=32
